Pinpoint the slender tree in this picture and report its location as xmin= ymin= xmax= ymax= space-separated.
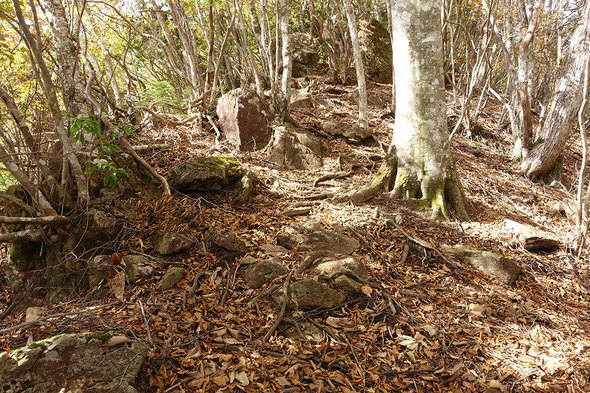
xmin=342 ymin=0 xmax=368 ymax=129
xmin=521 ymin=0 xmax=590 ymax=180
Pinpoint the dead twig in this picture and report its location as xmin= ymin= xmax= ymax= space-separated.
xmin=263 ymin=271 xmax=293 ymax=342
xmin=0 ymin=303 xmax=115 ymax=334
xmin=313 ymin=171 xmax=354 ymax=187
xmin=386 ymin=218 xmax=461 ymax=271
xmin=139 ymin=300 xmax=156 ymax=350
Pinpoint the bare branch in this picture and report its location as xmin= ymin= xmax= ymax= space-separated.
xmin=0 ymin=229 xmax=43 ymax=243
xmin=0 ymin=216 xmax=69 ymax=225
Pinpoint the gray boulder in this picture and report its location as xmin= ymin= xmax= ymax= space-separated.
xmin=290 ymin=33 xmax=319 ymax=77
xmin=217 ymin=88 xmax=272 ymax=151
xmin=122 ymin=255 xmax=153 ymax=282
xmin=322 ymin=121 xmax=373 ymax=141
xmin=149 ymin=231 xmax=194 ymax=255
xmin=441 ymin=244 xmax=521 ymax=285
xmin=314 ymin=256 xmax=369 ymax=294
xmin=0 ymin=332 xmax=146 ymax=393
xmin=243 ymin=258 xmax=288 ymax=289
xmin=359 ymin=19 xmax=393 ymax=83
xmin=205 ymin=227 xmax=248 ymax=254
xmin=276 ymin=222 xmax=359 ymax=254
xmin=267 ymin=125 xmax=323 ymax=170
xmin=503 ymin=220 xmax=561 ymax=251
xmin=158 ymin=267 xmax=186 ymax=290
xmin=167 ymin=155 xmax=244 ymax=193
xmin=287 ymin=279 xmax=346 ymax=308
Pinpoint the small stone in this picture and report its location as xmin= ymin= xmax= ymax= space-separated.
xmin=243 ymin=258 xmax=288 ymax=289
xmin=150 ymin=231 xmax=194 ymax=256
xmin=259 ymin=244 xmax=290 ymax=257
xmin=158 ymin=267 xmax=186 ymax=291
xmin=25 ymin=307 xmax=45 ymax=322
xmin=287 ymin=279 xmax=346 ymax=308
xmin=205 ymin=227 xmax=247 ymax=254
xmin=503 ymin=220 xmax=561 ymax=251
xmin=281 ymin=207 xmax=312 ymax=217
xmin=122 ymin=255 xmax=153 ymax=282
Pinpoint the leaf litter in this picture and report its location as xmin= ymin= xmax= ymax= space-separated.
xmin=0 ymin=81 xmax=589 ymax=392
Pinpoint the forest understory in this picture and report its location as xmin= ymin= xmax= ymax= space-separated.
xmin=1 ymin=79 xmax=590 ymax=393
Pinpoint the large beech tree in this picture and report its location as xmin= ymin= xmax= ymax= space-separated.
xmin=353 ymin=0 xmax=468 ymax=221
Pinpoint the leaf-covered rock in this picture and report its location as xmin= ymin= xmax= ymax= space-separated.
xmin=0 ymin=331 xmax=146 ymax=393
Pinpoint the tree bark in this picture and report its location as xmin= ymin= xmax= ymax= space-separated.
xmin=352 ymin=0 xmax=468 ymax=221
xmin=342 ymin=0 xmax=368 ymax=129
xmin=168 ymin=0 xmax=202 ymax=98
xmin=41 ymin=0 xmax=89 ymax=117
xmin=12 ymin=0 xmax=89 ymax=207
xmin=279 ymin=0 xmax=292 ymax=121
xmin=521 ymin=0 xmax=590 ymax=180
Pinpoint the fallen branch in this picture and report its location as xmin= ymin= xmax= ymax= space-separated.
xmin=132 ymin=144 xmax=170 ymax=151
xmin=263 ymin=271 xmax=293 ymax=342
xmin=385 ymin=218 xmax=461 ymax=271
xmin=313 ymin=171 xmax=354 ymax=187
xmin=0 ymin=215 xmax=69 ymax=225
xmin=0 ymin=229 xmax=43 ymax=243
xmin=0 ymin=192 xmax=36 ymax=215
xmin=0 ymin=303 xmax=115 ymax=334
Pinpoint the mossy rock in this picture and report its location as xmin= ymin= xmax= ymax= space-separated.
xmin=167 ymin=155 xmax=244 ymax=193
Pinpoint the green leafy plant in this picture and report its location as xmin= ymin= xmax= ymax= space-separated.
xmin=70 ymin=116 xmax=132 ymax=189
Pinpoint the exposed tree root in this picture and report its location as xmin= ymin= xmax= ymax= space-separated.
xmin=352 ymin=150 xmax=469 ymax=222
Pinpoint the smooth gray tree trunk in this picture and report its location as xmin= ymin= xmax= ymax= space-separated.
xmin=352 ymin=0 xmax=468 ymax=221
xmin=521 ymin=0 xmax=590 ymax=180
xmin=343 ymin=0 xmax=368 ymax=129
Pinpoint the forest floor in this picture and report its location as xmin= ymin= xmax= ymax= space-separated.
xmin=1 ymin=79 xmax=590 ymax=392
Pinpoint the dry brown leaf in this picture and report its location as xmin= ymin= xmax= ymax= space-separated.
xmin=361 ymin=284 xmax=373 ymax=297
xmin=212 ymin=375 xmax=228 ymax=387
xmin=102 ymin=335 xmax=129 ymax=347
xmin=108 ymin=269 xmax=126 ymax=301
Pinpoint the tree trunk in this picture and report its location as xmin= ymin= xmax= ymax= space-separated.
xmin=279 ymin=0 xmax=292 ymax=121
xmin=515 ymin=0 xmax=542 ymax=159
xmin=352 ymin=0 xmax=468 ymax=222
xmin=342 ymin=0 xmax=368 ymax=129
xmin=41 ymin=0 xmax=89 ymax=117
xmin=521 ymin=0 xmax=590 ymax=180
xmin=168 ymin=0 xmax=202 ymax=99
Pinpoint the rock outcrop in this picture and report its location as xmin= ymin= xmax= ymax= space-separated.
xmin=442 ymin=244 xmax=521 ymax=285
xmin=167 ymin=155 xmax=244 ymax=193
xmin=267 ymin=125 xmax=323 ymax=170
xmin=0 ymin=331 xmax=146 ymax=393
xmin=216 ymin=88 xmax=272 ymax=151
